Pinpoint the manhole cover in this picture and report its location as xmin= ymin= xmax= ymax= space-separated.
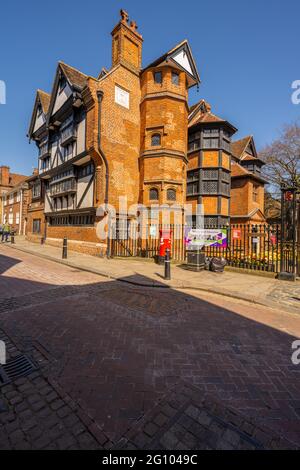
xmin=0 ymin=354 xmax=38 ymax=386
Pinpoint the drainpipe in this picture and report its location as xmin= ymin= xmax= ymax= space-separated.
xmin=96 ymin=90 xmax=111 ymax=257
xmin=19 ymin=189 xmax=23 ymax=235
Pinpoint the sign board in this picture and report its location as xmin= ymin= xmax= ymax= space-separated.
xmin=252 ymin=237 xmax=259 ymax=244
xmin=149 ymin=225 xmax=157 ymax=237
xmin=115 ymin=85 xmax=129 ymax=109
xmin=185 ymin=228 xmax=227 ymax=251
xmin=232 ymin=229 xmax=241 ymax=240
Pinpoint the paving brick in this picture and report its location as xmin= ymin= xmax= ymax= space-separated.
xmin=1 ymin=246 xmax=300 ymax=450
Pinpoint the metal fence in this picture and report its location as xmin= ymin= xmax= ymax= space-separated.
xmin=110 ymin=222 xmax=296 ymax=274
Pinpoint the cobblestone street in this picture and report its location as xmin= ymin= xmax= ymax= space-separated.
xmin=1 ymin=245 xmax=300 ymax=449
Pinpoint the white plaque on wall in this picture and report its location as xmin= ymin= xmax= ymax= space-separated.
xmin=115 ymin=85 xmax=129 ymax=109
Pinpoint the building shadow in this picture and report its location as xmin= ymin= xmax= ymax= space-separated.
xmin=0 ymin=249 xmax=300 ymax=449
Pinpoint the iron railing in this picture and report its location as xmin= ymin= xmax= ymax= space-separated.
xmin=110 ymin=222 xmax=298 ymax=274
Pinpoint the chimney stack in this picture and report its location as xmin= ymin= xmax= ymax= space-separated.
xmin=0 ymin=166 xmax=10 ymax=186
xmin=111 ymin=9 xmax=143 ymax=72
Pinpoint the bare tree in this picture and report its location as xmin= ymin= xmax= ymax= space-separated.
xmin=260 ymin=122 xmax=300 ymax=192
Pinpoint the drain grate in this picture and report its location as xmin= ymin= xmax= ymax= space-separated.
xmin=0 ymin=354 xmax=38 ymax=386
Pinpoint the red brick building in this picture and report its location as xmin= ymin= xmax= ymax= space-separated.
xmin=27 ymin=10 xmax=200 ymax=254
xmin=25 ymin=171 xmax=46 ymax=242
xmin=2 ymin=179 xmax=29 ymax=235
xmin=26 ymin=9 xmax=266 ymax=254
xmin=1 ymin=166 xmax=28 ymax=222
xmin=231 ymin=136 xmax=266 ymax=224
xmin=187 ymin=100 xmax=237 ymax=227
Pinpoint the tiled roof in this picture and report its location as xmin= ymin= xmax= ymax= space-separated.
xmin=231 ymin=162 xmax=267 ymax=183
xmin=188 ymin=100 xmax=237 ymax=132
xmin=142 ymin=39 xmax=200 ymax=87
xmin=231 ymin=162 xmax=251 ymax=178
xmin=242 ymin=154 xmax=257 ymax=161
xmin=37 ymin=90 xmax=50 ymax=114
xmin=189 ymin=110 xmax=226 ymax=128
xmin=231 ymin=136 xmax=252 ymax=159
xmin=59 ymin=62 xmax=88 ymax=90
xmin=231 ymin=208 xmax=265 ymax=220
xmin=9 ymin=173 xmax=28 ymax=186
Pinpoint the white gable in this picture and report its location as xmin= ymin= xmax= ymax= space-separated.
xmin=172 ymin=49 xmax=193 ymax=76
xmin=52 ymin=83 xmax=72 ymax=115
xmin=33 ymin=112 xmax=46 ymax=132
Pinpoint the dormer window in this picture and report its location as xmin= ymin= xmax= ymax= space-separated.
xmin=151 ymin=133 xmax=161 ymax=146
xmin=171 ymin=71 xmax=179 ymax=85
xmin=154 ymin=71 xmax=162 ymax=84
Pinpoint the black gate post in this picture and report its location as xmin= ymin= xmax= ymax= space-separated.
xmin=62 ymin=237 xmax=68 ymax=259
xmin=278 ymin=184 xmax=297 ymax=281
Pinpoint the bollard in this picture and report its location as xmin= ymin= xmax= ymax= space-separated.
xmin=10 ymin=232 xmax=15 ymax=244
xmin=40 ymin=237 xmax=45 ymax=245
xmin=62 ymin=237 xmax=68 ymax=259
xmin=164 ymin=248 xmax=171 ymax=280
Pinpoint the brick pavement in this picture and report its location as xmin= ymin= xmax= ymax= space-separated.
xmin=117 ymin=382 xmax=295 ymax=450
xmin=1 ymin=245 xmax=300 ymax=449
xmin=6 ymin=237 xmax=300 ymax=314
xmin=0 ymin=329 xmax=109 ymax=449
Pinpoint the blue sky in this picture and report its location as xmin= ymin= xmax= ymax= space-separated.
xmin=0 ymin=0 xmax=299 ymax=175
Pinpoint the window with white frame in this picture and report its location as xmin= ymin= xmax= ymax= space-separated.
xmin=15 ymin=212 xmax=20 ymax=224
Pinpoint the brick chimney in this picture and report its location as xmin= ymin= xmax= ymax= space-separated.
xmin=0 ymin=166 xmax=10 ymax=186
xmin=111 ymin=9 xmax=143 ymax=72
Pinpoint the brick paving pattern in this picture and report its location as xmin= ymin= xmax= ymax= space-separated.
xmin=1 ymin=245 xmax=300 ymax=449
xmin=0 ymin=330 xmax=110 ymax=450
xmin=117 ymin=383 xmax=295 ymax=450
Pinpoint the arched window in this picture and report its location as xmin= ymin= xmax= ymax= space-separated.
xmin=151 ymin=133 xmax=161 ymax=146
xmin=149 ymin=188 xmax=159 ymax=201
xmin=167 ymin=188 xmax=176 ymax=201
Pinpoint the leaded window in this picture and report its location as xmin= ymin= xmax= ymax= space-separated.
xmin=78 ymin=162 xmax=94 ymax=179
xmin=203 ymin=137 xmax=219 ymax=149
xmin=149 ymin=188 xmax=159 ymax=200
xmin=167 ymin=188 xmax=176 ymax=201
xmin=187 ymin=170 xmax=199 ymax=182
xmin=32 ymin=180 xmax=41 ymax=199
xmin=204 ymin=216 xmax=218 ymax=228
xmin=202 ymin=169 xmax=218 ymax=180
xmin=187 ymin=182 xmax=198 ymax=196
xmin=202 ymin=181 xmax=218 ymax=194
xmin=221 ymin=182 xmax=230 ymax=195
xmin=151 ymin=133 xmax=161 ymax=146
xmin=188 ymin=131 xmax=200 ymax=151
xmin=154 ymin=71 xmax=162 ymax=84
xmin=171 ymin=71 xmax=179 ymax=85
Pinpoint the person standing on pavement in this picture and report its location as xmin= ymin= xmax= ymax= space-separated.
xmin=1 ymin=222 xmax=10 ymax=242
